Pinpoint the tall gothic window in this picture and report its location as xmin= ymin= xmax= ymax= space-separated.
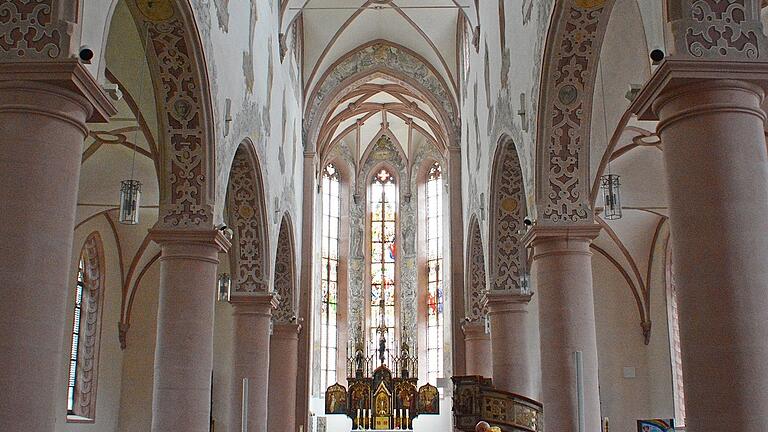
xmin=425 ymin=163 xmax=444 ymax=384
xmin=667 ymin=252 xmax=686 ymax=426
xmin=67 ymin=257 xmax=86 ymax=414
xmin=369 ymin=168 xmax=397 ymax=356
xmin=67 ymin=234 xmax=104 ymax=420
xmin=320 ymin=164 xmax=341 ymax=390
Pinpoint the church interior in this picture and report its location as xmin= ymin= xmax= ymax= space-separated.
xmin=2 ymin=1 xmax=768 ymax=431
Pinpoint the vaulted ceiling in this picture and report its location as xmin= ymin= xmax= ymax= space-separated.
xmin=281 ymin=0 xmax=474 ymax=103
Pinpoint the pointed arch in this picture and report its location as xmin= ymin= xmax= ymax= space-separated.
xmin=466 ymin=215 xmax=487 ymax=322
xmin=489 ymin=136 xmax=527 ymax=291
xmin=67 ymin=232 xmax=106 ymax=420
xmin=122 ymin=0 xmax=218 ymax=228
xmin=534 ymin=0 xmax=616 ymax=223
xmin=226 ymin=140 xmax=270 ymax=293
xmin=274 ymin=213 xmax=297 ymax=323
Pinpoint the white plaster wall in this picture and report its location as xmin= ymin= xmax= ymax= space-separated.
xmin=54 ymin=218 xmax=126 ymax=432
xmin=646 ymin=224 xmax=675 ymax=418
xmin=459 ymin=0 xmax=554 ymax=270
xmin=196 ymin=0 xmax=306 ymax=292
xmin=590 ymin=0 xmax=652 ymax=189
xmin=592 ymin=238 xmax=676 ymax=430
xmin=116 ymin=265 xmax=160 ymax=432
xmin=80 ymin=0 xmax=306 ymax=298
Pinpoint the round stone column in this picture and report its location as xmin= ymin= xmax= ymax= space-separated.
xmin=462 ymin=321 xmax=492 ymax=378
xmin=230 ymin=294 xmax=276 ymax=432
xmin=268 ymin=323 xmax=301 ymax=432
xmin=0 ymin=64 xmax=114 ymax=432
xmin=639 ymin=72 xmax=768 ymax=431
xmin=150 ymin=229 xmax=229 ymax=432
xmin=524 ymin=224 xmax=601 ymax=432
xmin=486 ymin=291 xmax=535 ymax=398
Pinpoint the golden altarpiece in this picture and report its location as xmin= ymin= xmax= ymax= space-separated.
xmin=325 ymin=313 xmax=439 ymax=430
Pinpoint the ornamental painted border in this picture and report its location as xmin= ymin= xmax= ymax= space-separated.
xmin=0 ymin=0 xmax=78 ymax=61
xmin=127 ymin=0 xmax=216 ymax=229
xmin=227 ymin=145 xmax=269 ymax=293
xmin=274 ymin=214 xmax=297 ymax=323
xmin=535 ymin=0 xmax=615 ymax=224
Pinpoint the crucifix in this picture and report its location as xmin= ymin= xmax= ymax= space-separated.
xmin=376 ymin=297 xmax=388 ymax=365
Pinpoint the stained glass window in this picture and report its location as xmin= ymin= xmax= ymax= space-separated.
xmin=668 ymin=254 xmax=686 ymax=426
xmin=370 ymin=169 xmax=397 ymax=357
xmin=425 ymin=163 xmax=444 ymax=384
xmin=67 ymin=257 xmax=85 ymax=414
xmin=321 ymin=164 xmax=341 ymax=390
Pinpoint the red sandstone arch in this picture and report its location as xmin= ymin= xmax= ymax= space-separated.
xmin=226 ymin=140 xmax=270 ymax=293
xmin=122 ymin=0 xmax=218 ymax=229
xmin=489 ymin=136 xmax=527 ymax=291
xmin=274 ymin=213 xmax=298 ymax=323
xmin=465 ymin=215 xmax=487 ymax=322
xmin=535 ymin=0 xmax=616 ymax=223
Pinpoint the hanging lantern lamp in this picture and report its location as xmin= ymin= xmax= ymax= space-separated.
xmin=217 ymin=273 xmax=232 ymax=302
xmin=600 ymin=174 xmax=623 ymax=220
xmin=119 ymin=179 xmax=142 ymax=225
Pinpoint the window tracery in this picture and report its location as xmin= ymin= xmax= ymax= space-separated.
xmin=425 ymin=162 xmax=444 ymax=384
xmin=67 ymin=233 xmax=104 ymax=421
xmin=369 ymin=168 xmax=398 ymax=356
xmin=321 ymin=164 xmax=341 ymax=390
xmin=667 ymin=250 xmax=686 ymax=426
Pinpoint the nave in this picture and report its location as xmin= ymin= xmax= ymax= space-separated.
xmin=2 ymin=1 xmax=768 ymax=432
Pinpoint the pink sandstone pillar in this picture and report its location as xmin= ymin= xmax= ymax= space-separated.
xmin=0 ymin=64 xmax=114 ymax=432
xmin=230 ymin=294 xmax=276 ymax=432
xmin=524 ymin=224 xmax=601 ymax=431
xmin=462 ymin=322 xmax=492 ymax=378
xmin=486 ymin=291 xmax=536 ymax=398
xmin=632 ymin=61 xmax=768 ymax=432
xmin=268 ymin=323 xmax=301 ymax=432
xmin=149 ymin=229 xmax=229 ymax=432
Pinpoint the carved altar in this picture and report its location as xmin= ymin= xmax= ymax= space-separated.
xmin=325 ymin=319 xmax=439 ymax=430
xmin=452 ymin=376 xmax=543 ymax=432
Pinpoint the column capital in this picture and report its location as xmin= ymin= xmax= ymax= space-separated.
xmin=272 ymin=322 xmax=302 ymax=338
xmin=229 ymin=292 xmax=278 ymax=315
xmin=522 ymin=223 xmax=601 ymax=248
xmin=631 ymin=59 xmax=768 ymax=121
xmin=484 ymin=290 xmax=534 ymax=315
xmin=0 ymin=60 xmax=116 ymax=122
xmin=461 ymin=320 xmax=488 ymax=339
xmin=149 ymin=228 xmax=231 ymax=253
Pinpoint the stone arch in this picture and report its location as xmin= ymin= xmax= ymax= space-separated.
xmin=489 ymin=136 xmax=527 ymax=291
xmin=466 ymin=215 xmax=487 ymax=322
xmin=122 ymin=0 xmax=217 ymax=228
xmin=306 ymin=40 xmax=459 ymax=150
xmin=274 ymin=213 xmax=297 ymax=323
xmin=226 ymin=140 xmax=269 ymax=293
xmin=535 ymin=0 xmax=616 ymax=223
